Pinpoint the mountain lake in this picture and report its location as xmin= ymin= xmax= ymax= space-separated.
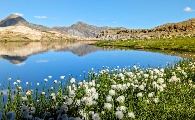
xmin=0 ymin=41 xmax=181 ymax=89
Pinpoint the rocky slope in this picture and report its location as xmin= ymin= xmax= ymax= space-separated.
xmin=53 ymin=21 xmax=106 ymax=38
xmin=0 ymin=14 xmax=106 ymax=38
xmin=97 ymin=18 xmax=195 ymax=40
xmin=0 ymin=25 xmax=73 ymax=41
xmin=0 ymin=14 xmax=76 ymax=41
xmin=1 ymin=14 xmax=195 ymax=40
xmin=0 ymin=14 xmax=52 ymax=31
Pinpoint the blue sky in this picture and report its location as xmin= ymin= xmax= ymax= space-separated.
xmin=0 ymin=0 xmax=194 ymax=28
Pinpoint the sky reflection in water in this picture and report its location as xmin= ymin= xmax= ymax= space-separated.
xmin=0 ymin=42 xmax=181 ymax=88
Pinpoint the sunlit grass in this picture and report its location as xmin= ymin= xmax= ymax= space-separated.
xmin=0 ymin=59 xmax=195 ymax=119
xmin=93 ymin=36 xmax=195 ymax=52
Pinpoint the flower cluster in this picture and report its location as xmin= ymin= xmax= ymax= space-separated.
xmin=1 ymin=59 xmax=195 ymax=119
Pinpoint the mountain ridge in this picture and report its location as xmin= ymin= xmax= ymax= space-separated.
xmin=0 ymin=14 xmax=195 ymax=40
xmin=0 ymin=14 xmax=106 ymax=38
xmin=97 ymin=18 xmax=195 ymax=40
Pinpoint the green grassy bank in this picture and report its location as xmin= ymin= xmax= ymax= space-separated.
xmin=93 ymin=36 xmax=195 ymax=52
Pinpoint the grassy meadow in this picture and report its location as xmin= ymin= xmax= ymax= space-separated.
xmin=93 ymin=36 xmax=195 ymax=52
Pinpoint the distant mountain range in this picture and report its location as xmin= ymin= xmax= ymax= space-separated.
xmin=0 ymin=14 xmax=106 ymax=38
xmin=0 ymin=14 xmax=195 ymax=40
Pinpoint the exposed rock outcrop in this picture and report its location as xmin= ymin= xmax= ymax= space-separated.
xmin=0 ymin=14 xmax=105 ymax=39
xmin=0 ymin=26 xmax=73 ymax=41
xmin=1 ymin=14 xmax=195 ymax=40
xmin=0 ymin=14 xmax=77 ymax=41
xmin=0 ymin=14 xmax=52 ymax=31
xmin=97 ymin=18 xmax=195 ymax=40
xmin=53 ymin=21 xmax=106 ymax=38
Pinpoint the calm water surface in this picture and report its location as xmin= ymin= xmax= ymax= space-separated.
xmin=0 ymin=41 xmax=181 ymax=88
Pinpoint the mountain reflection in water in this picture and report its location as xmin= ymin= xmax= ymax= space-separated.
xmin=0 ymin=41 xmax=181 ymax=89
xmin=0 ymin=41 xmax=101 ymax=64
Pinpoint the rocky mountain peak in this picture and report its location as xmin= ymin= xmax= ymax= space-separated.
xmin=0 ymin=14 xmax=27 ymax=27
xmin=6 ymin=14 xmax=21 ymax=19
xmin=75 ymin=21 xmax=85 ymax=25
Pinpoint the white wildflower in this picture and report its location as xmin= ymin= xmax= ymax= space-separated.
xmin=89 ymin=82 xmax=93 ymax=86
xmin=48 ymin=76 xmax=52 ymax=79
xmin=96 ymin=84 xmax=100 ymax=87
xmin=44 ymin=79 xmax=48 ymax=82
xmin=85 ymin=97 xmax=93 ymax=106
xmin=104 ymin=103 xmax=112 ymax=110
xmin=22 ymin=96 xmax=28 ymax=101
xmin=143 ymin=74 xmax=149 ymax=78
xmin=116 ymin=84 xmax=122 ymax=90
xmin=115 ymin=111 xmax=124 ymax=119
xmin=76 ymin=99 xmax=81 ymax=106
xmin=111 ymin=85 xmax=117 ymax=89
xmin=133 ymin=65 xmax=137 ymax=70
xmin=70 ymin=78 xmax=76 ymax=84
xmin=54 ymin=80 xmax=57 ymax=84
xmin=69 ymin=90 xmax=75 ymax=98
xmin=127 ymin=83 xmax=131 ymax=87
xmin=91 ymin=87 xmax=96 ymax=93
xmin=116 ymin=106 xmax=126 ymax=113
xmin=116 ymin=96 xmax=125 ymax=103
xmin=148 ymin=92 xmax=154 ymax=98
xmin=13 ymin=82 xmax=17 ymax=85
xmin=92 ymin=113 xmax=100 ymax=120
xmin=66 ymin=98 xmax=73 ymax=105
xmin=92 ymin=80 xmax=96 ymax=86
xmin=17 ymin=80 xmax=21 ymax=83
xmin=158 ymin=85 xmax=164 ymax=92
xmin=92 ymin=92 xmax=99 ymax=100
xmin=50 ymin=93 xmax=55 ymax=97
xmin=157 ymin=78 xmax=164 ymax=84
xmin=109 ymin=89 xmax=116 ymax=96
xmin=139 ymin=84 xmax=145 ymax=91
xmin=106 ymin=95 xmax=113 ymax=102
xmin=153 ymin=97 xmax=159 ymax=103
xmin=60 ymin=76 xmax=65 ymax=79
xmin=128 ymin=112 xmax=135 ymax=118
xmin=78 ymin=82 xmax=83 ymax=86
xmin=26 ymin=90 xmax=32 ymax=96
xmin=169 ymin=76 xmax=180 ymax=82
xmin=137 ymin=92 xmax=143 ymax=98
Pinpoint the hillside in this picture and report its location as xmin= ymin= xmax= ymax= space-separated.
xmin=0 ymin=26 xmax=73 ymax=41
xmin=53 ymin=21 xmax=106 ymax=38
xmin=1 ymin=14 xmax=195 ymax=40
xmin=0 ymin=14 xmax=52 ymax=31
xmin=0 ymin=14 xmax=105 ymax=39
xmin=0 ymin=14 xmax=76 ymax=41
xmin=97 ymin=18 xmax=195 ymax=40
